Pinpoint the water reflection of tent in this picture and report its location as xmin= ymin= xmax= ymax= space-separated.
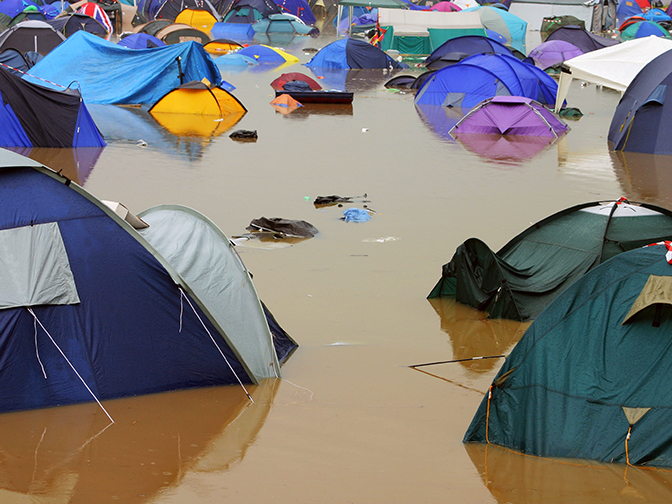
xmin=610 ymin=151 xmax=672 ymax=207
xmin=0 ymin=380 xmax=279 ymax=502
xmin=427 ymin=298 xmax=524 ymax=373
xmin=454 ymin=133 xmax=557 ymax=162
xmin=6 ymin=146 xmax=104 ymax=185
xmin=87 ymin=104 xmax=225 ymax=162
xmin=311 ymin=67 xmax=400 ymax=91
xmin=464 ymin=243 xmax=672 ymax=467
xmin=415 ymin=102 xmax=463 ymax=141
xmin=464 ymin=443 xmax=672 ymax=503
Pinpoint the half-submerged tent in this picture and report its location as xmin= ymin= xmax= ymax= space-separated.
xmin=608 ymin=48 xmax=672 ymax=154
xmin=464 ymin=242 xmax=672 ymax=468
xmin=423 ymin=34 xmax=516 ymax=70
xmin=25 ymin=30 xmax=221 ymax=104
xmin=0 ymin=65 xmax=105 ymax=148
xmin=428 ymin=199 xmax=672 ymax=321
xmin=449 ymin=96 xmax=567 ymax=138
xmin=149 ymin=79 xmax=247 ymax=116
xmin=415 ymin=53 xmax=557 ymax=109
xmin=0 ymin=148 xmax=296 ymax=414
xmin=306 ymin=37 xmax=408 ymax=69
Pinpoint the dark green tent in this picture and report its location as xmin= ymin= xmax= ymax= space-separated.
xmin=464 ymin=242 xmax=672 ymax=468
xmin=428 ymin=199 xmax=672 ymax=321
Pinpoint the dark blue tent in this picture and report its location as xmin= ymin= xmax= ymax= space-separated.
xmin=415 ymin=53 xmax=557 ymax=108
xmin=0 ymin=48 xmax=30 ymax=73
xmin=608 ymin=49 xmax=672 ymax=154
xmin=423 ymin=34 xmax=515 ymax=70
xmin=0 ymin=148 xmax=295 ymax=414
xmin=306 ymin=37 xmax=407 ymax=70
xmin=0 ymin=66 xmax=105 ymax=148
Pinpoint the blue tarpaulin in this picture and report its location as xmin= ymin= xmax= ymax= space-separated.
xmin=24 ymin=31 xmax=222 ymax=105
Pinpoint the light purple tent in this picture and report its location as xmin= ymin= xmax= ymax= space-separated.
xmin=527 ymin=40 xmax=583 ymax=70
xmin=449 ymin=96 xmax=568 ymax=138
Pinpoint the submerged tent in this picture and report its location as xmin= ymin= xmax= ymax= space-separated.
xmin=464 ymin=242 xmax=672 ymax=468
xmin=24 ymin=30 xmax=221 ymax=104
xmin=449 ymin=96 xmax=568 ymax=138
xmin=415 ymin=53 xmax=558 ymax=108
xmin=620 ymin=20 xmax=671 ymax=41
xmin=237 ymin=43 xmax=299 ymax=63
xmin=148 ymin=79 xmax=247 ymax=116
xmin=608 ymin=49 xmax=672 ymax=154
xmin=306 ymin=37 xmax=408 ymax=69
xmin=0 ymin=65 xmax=105 ymax=148
xmin=554 ymin=36 xmax=672 ymax=112
xmin=427 ymin=199 xmax=672 ymax=321
xmin=274 ymin=0 xmax=316 ymax=25
xmin=223 ymin=0 xmax=282 ymax=23
xmin=0 ymin=148 xmax=296 ymax=414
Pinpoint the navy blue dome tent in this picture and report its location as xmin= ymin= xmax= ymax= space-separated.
xmin=423 ymin=34 xmax=519 ymax=70
xmin=0 ymin=149 xmax=296 ymax=414
xmin=608 ymin=49 xmax=672 ymax=155
xmin=306 ymin=37 xmax=408 ymax=69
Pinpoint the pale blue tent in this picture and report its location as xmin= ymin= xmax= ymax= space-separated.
xmin=24 ymin=31 xmax=222 ymax=105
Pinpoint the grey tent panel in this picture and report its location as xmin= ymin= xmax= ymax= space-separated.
xmin=0 ymin=222 xmax=80 ymax=309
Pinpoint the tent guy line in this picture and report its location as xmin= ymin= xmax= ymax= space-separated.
xmin=408 ymin=354 xmax=506 ymax=368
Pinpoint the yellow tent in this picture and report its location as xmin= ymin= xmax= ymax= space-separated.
xmin=175 ymin=8 xmax=218 ymax=34
xmin=149 ymin=80 xmax=247 ymax=116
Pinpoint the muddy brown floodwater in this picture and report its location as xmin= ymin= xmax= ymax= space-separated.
xmin=4 ymin=29 xmax=672 ymax=503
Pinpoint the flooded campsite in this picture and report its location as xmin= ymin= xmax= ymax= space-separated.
xmin=3 ymin=0 xmax=672 ymax=501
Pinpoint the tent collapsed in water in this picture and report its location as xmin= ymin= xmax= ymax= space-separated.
xmin=0 ymin=148 xmax=296 ymax=414
xmin=428 ymin=199 xmax=672 ymax=321
xmin=464 ymin=243 xmax=672 ymax=468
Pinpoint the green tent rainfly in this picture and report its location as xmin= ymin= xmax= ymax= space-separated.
xmin=464 ymin=242 xmax=672 ymax=468
xmin=428 ymin=199 xmax=672 ymax=321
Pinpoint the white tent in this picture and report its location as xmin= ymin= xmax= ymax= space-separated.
xmin=554 ymin=36 xmax=672 ymax=111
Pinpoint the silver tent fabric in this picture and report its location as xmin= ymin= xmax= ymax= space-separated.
xmin=0 ymin=222 xmax=80 ymax=309
xmin=138 ymin=205 xmax=280 ymax=381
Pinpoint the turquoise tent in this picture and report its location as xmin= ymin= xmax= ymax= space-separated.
xmin=428 ymin=199 xmax=672 ymax=321
xmin=464 ymin=242 xmax=672 ymax=468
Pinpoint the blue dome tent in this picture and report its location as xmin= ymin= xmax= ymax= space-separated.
xmin=423 ymin=34 xmax=516 ymax=70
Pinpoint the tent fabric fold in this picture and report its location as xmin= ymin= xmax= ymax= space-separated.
xmin=428 ymin=200 xmax=672 ymax=321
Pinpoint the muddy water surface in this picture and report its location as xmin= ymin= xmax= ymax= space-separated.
xmin=6 ymin=31 xmax=672 ymax=503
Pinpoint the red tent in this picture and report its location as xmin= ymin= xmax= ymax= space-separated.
xmin=270 ymin=72 xmax=322 ymax=91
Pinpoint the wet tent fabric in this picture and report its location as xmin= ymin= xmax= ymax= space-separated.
xmin=237 ymin=43 xmax=299 ymax=63
xmin=0 ymin=150 xmax=266 ymax=413
xmin=155 ymin=0 xmax=222 ymax=21
xmin=137 ymin=205 xmax=295 ymax=380
xmin=47 ymin=13 xmax=109 ymax=38
xmin=24 ymin=31 xmax=221 ymax=104
xmin=306 ymin=37 xmax=408 ymax=69
xmin=527 ymin=40 xmax=583 ymax=70
xmin=427 ymin=200 xmax=672 ymax=321
xmin=609 ymin=49 xmax=672 ymax=154
xmin=415 ymin=53 xmax=558 ymax=108
xmin=148 ymin=80 xmax=247 ymax=116
xmin=464 ymin=243 xmax=672 ymax=468
xmin=223 ymin=0 xmax=281 ymax=23
xmin=423 ymin=34 xmax=514 ymax=70
xmin=117 ymin=32 xmax=166 ymax=48
xmin=0 ymin=66 xmax=105 ymax=148
xmin=450 ymin=96 xmax=567 ymax=137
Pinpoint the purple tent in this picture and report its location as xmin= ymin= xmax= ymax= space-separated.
xmin=449 ymin=96 xmax=568 ymax=138
xmin=455 ymin=132 xmax=556 ymax=162
xmin=527 ymin=40 xmax=583 ymax=70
